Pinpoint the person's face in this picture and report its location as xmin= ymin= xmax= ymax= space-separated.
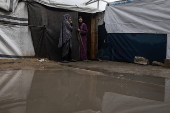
xmin=79 ymin=18 xmax=83 ymax=23
xmin=69 ymin=17 xmax=72 ymax=21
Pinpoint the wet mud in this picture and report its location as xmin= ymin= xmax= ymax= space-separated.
xmin=0 ymin=66 xmax=170 ymax=113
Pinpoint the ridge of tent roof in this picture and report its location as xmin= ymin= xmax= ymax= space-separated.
xmin=29 ymin=0 xmax=102 ymax=13
xmin=108 ymin=0 xmax=135 ymax=5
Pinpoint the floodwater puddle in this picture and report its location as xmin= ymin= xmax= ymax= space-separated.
xmin=0 ymin=69 xmax=170 ymax=113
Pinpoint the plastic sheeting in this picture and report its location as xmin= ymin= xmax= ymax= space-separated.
xmin=102 ymin=92 xmax=170 ymax=113
xmin=98 ymin=24 xmax=114 ymax=61
xmin=104 ymin=0 xmax=170 ymax=59
xmin=167 ymin=34 xmax=170 ymax=59
xmin=0 ymin=0 xmax=19 ymax=12
xmin=99 ymin=33 xmax=167 ymax=63
xmin=0 ymin=2 xmax=35 ymax=58
xmin=27 ymin=1 xmax=79 ymax=61
xmin=27 ymin=0 xmax=101 ymax=13
xmin=98 ymin=12 xmax=105 ymax=26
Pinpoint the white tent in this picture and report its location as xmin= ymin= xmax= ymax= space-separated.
xmin=104 ymin=0 xmax=170 ymax=59
xmin=0 ymin=1 xmax=35 ymax=58
xmin=0 ymin=0 xmax=102 ymax=59
xmin=31 ymin=0 xmax=101 ymax=13
xmin=0 ymin=0 xmax=19 ymax=12
xmin=50 ymin=0 xmax=117 ymax=10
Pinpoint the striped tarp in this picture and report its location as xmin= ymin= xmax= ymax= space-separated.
xmin=0 ymin=2 xmax=35 ymax=58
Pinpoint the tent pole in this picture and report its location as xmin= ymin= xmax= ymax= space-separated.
xmin=97 ymin=0 xmax=99 ymax=9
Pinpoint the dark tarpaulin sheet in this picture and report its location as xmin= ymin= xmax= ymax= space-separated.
xmin=98 ymin=25 xmax=167 ymax=63
xmin=27 ymin=1 xmax=79 ymax=61
xmin=98 ymin=24 xmax=114 ymax=61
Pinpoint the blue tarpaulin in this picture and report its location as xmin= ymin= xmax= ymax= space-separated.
xmin=98 ymin=25 xmax=167 ymax=63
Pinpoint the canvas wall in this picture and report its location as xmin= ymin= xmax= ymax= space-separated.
xmin=27 ymin=1 xmax=79 ymax=61
xmin=104 ymin=0 xmax=170 ymax=59
xmin=0 ymin=2 xmax=35 ymax=58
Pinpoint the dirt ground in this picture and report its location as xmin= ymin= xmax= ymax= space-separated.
xmin=1 ymin=59 xmax=170 ymax=113
xmin=0 ymin=58 xmax=170 ymax=78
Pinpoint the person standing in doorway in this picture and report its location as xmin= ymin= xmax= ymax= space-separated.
xmin=58 ymin=14 xmax=76 ymax=63
xmin=78 ymin=16 xmax=88 ymax=61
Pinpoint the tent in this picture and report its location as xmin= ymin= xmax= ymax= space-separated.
xmin=0 ymin=0 xmax=101 ymax=60
xmin=0 ymin=0 xmax=19 ymax=12
xmin=98 ymin=0 xmax=170 ymax=63
xmin=0 ymin=1 xmax=35 ymax=58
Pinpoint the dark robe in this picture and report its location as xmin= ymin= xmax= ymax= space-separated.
xmin=79 ymin=23 xmax=88 ymax=60
xmin=58 ymin=14 xmax=73 ymax=59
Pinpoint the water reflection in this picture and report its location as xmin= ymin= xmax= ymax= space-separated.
xmin=102 ymin=92 xmax=170 ymax=113
xmin=165 ymin=78 xmax=170 ymax=102
xmin=0 ymin=69 xmax=170 ymax=113
xmin=0 ymin=70 xmax=34 ymax=113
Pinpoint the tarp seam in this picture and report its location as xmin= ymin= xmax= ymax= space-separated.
xmin=0 ymin=14 xmax=28 ymax=21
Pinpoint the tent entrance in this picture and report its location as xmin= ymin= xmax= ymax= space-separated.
xmin=78 ymin=12 xmax=98 ymax=60
xmin=28 ymin=1 xmax=98 ymax=61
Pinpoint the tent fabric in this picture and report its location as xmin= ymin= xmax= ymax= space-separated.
xmin=102 ymin=92 xmax=170 ymax=113
xmin=0 ymin=0 xmax=100 ymax=59
xmin=105 ymin=0 xmax=170 ymax=33
xmin=98 ymin=24 xmax=114 ymax=61
xmin=104 ymin=0 xmax=170 ymax=59
xmin=0 ymin=2 xmax=35 ymax=58
xmin=0 ymin=0 xmax=19 ymax=12
xmin=27 ymin=0 xmax=101 ymax=13
xmin=106 ymin=33 xmax=167 ymax=63
xmin=27 ymin=1 xmax=79 ymax=61
xmin=98 ymin=25 xmax=167 ymax=63
xmin=98 ymin=12 xmax=105 ymax=26
xmin=167 ymin=34 xmax=170 ymax=59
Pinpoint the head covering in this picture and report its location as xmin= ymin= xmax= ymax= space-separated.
xmin=58 ymin=14 xmax=73 ymax=57
xmin=63 ymin=14 xmax=71 ymax=23
xmin=78 ymin=16 xmax=83 ymax=28
xmin=78 ymin=16 xmax=82 ymax=19
xmin=58 ymin=14 xmax=73 ymax=48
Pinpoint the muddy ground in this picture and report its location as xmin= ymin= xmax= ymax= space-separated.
xmin=1 ymin=58 xmax=170 ymax=113
xmin=0 ymin=58 xmax=169 ymax=78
